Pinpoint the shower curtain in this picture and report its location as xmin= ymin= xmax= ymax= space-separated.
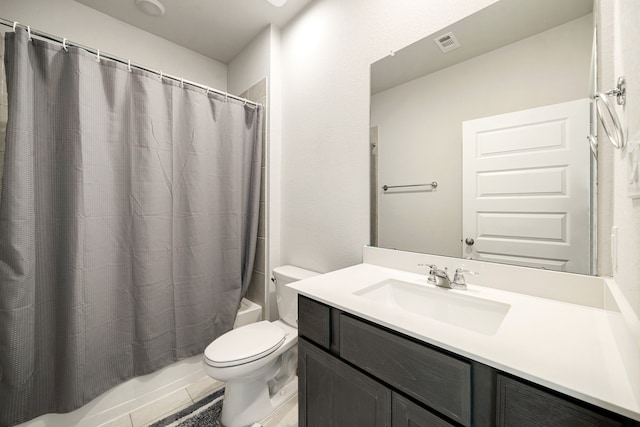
xmin=0 ymin=28 xmax=263 ymax=426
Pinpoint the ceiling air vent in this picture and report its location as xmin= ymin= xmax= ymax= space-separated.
xmin=434 ymin=32 xmax=461 ymax=53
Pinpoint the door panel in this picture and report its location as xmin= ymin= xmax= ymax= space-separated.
xmin=477 ymin=167 xmax=567 ymax=197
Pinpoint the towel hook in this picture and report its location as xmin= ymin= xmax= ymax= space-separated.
xmin=607 ymin=76 xmax=626 ymax=106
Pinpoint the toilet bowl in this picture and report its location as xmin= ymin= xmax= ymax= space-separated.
xmin=203 ymin=265 xmax=319 ymax=427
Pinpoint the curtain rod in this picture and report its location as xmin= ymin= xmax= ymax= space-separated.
xmin=0 ymin=17 xmax=261 ymax=108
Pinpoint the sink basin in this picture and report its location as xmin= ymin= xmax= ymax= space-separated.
xmin=354 ymin=279 xmax=510 ymax=335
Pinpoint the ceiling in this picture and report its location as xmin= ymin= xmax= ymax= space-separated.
xmin=74 ymin=0 xmax=312 ymax=64
xmin=371 ymin=0 xmax=593 ymax=94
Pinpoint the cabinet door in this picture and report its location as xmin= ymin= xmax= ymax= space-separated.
xmin=496 ymin=374 xmax=623 ymax=427
xmin=299 ymin=338 xmax=391 ymax=427
xmin=392 ymin=393 xmax=454 ymax=427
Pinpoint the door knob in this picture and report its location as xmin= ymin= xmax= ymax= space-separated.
xmin=465 ymin=238 xmax=475 ymax=246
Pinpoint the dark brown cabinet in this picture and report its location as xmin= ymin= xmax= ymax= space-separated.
xmin=340 ymin=314 xmax=471 ymax=425
xmin=496 ymin=375 xmax=623 ymax=427
xmin=392 ymin=393 xmax=455 ymax=427
xmin=298 ymin=295 xmax=639 ymax=427
xmin=298 ymin=338 xmax=391 ymax=427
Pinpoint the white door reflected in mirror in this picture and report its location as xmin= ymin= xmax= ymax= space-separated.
xmin=462 ymin=99 xmax=592 ymax=274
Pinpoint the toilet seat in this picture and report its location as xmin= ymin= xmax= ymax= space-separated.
xmin=204 ymin=321 xmax=285 ymax=368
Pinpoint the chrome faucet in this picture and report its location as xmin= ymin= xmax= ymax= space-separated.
xmin=427 ymin=264 xmax=453 ymax=288
xmin=419 ymin=264 xmax=476 ymax=290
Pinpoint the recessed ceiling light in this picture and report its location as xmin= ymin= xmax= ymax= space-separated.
xmin=135 ymin=0 xmax=166 ymax=16
xmin=266 ymin=0 xmax=288 ymax=6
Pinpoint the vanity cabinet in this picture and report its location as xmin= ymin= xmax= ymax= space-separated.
xmin=298 ymin=295 xmax=639 ymax=427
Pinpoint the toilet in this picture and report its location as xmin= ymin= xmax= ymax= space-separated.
xmin=203 ymin=265 xmax=319 ymax=427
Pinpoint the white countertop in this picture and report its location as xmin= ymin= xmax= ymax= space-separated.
xmin=289 ymin=262 xmax=640 ymax=421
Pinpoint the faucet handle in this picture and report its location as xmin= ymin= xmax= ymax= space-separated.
xmin=452 ymin=268 xmax=478 ymax=289
xmin=418 ymin=264 xmax=439 ymax=284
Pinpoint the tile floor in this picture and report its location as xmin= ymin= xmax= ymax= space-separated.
xmin=260 ymin=395 xmax=298 ymax=427
xmin=97 ymin=376 xmax=298 ymax=427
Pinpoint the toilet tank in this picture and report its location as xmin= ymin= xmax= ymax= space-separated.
xmin=273 ymin=265 xmax=319 ymax=327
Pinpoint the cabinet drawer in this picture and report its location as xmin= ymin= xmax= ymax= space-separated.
xmin=496 ymin=374 xmax=622 ymax=427
xmin=298 ymin=296 xmax=331 ymax=349
xmin=340 ymin=315 xmax=471 ymax=426
xmin=393 ymin=393 xmax=455 ymax=427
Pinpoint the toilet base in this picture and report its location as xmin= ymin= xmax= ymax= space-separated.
xmin=220 ymin=376 xmax=298 ymax=427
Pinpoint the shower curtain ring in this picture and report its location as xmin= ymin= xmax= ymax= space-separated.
xmin=12 ymin=21 xmax=18 ymax=31
xmin=95 ymin=49 xmax=100 ymax=62
xmin=180 ymin=78 xmax=184 ymax=88
xmin=127 ymin=60 xmax=132 ymax=72
xmin=27 ymin=26 xmax=32 ymax=41
xmin=206 ymin=87 xmax=210 ymax=95
xmin=159 ymin=70 xmax=163 ymax=80
xmin=62 ymin=38 xmax=68 ymax=51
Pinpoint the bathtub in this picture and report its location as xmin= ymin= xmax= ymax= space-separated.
xmin=19 ymin=298 xmax=263 ymax=427
xmin=233 ymin=297 xmax=262 ymax=328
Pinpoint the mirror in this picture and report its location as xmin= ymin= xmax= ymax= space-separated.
xmin=370 ymin=0 xmax=596 ymax=275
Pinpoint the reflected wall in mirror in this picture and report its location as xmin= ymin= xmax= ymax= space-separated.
xmin=370 ymin=0 xmax=596 ymax=275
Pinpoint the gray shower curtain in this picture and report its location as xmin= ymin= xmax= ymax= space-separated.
xmin=0 ymin=28 xmax=263 ymax=426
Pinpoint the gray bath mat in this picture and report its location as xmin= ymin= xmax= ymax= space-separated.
xmin=150 ymin=388 xmax=226 ymax=427
xmin=150 ymin=387 xmax=268 ymax=427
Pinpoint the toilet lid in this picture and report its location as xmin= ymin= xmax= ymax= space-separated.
xmin=204 ymin=321 xmax=285 ymax=368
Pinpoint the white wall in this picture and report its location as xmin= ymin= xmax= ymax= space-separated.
xmin=279 ymin=0 xmax=639 ymax=321
xmin=267 ymin=26 xmax=284 ymax=319
xmin=280 ymin=0 xmax=499 ymax=273
xmin=277 ymin=0 xmax=640 ymax=315
xmin=371 ymin=15 xmax=592 ymax=257
xmin=0 ymin=0 xmax=227 ymax=89
xmin=597 ymin=0 xmax=640 ymax=319
xmin=228 ymin=25 xmax=284 ymax=320
xmin=228 ymin=26 xmax=272 ymax=96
